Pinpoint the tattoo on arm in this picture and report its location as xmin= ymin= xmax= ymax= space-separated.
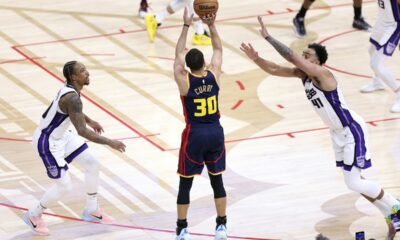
xmin=67 ymin=94 xmax=110 ymax=145
xmin=265 ymin=36 xmax=294 ymax=61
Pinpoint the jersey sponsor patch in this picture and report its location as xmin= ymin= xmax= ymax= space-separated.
xmin=47 ymin=165 xmax=58 ymax=177
xmin=356 ymin=155 xmax=366 ymax=168
xmin=387 ymin=42 xmax=396 ymax=55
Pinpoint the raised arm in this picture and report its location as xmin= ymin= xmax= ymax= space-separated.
xmin=257 ymin=16 xmax=327 ymax=79
xmin=240 ymin=42 xmax=304 ymax=78
xmin=61 ymin=93 xmax=125 ymax=152
xmin=202 ymin=14 xmax=222 ymax=80
xmin=174 ymin=8 xmax=193 ymax=95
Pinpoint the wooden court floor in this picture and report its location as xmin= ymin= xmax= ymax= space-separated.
xmin=0 ymin=0 xmax=400 ymax=239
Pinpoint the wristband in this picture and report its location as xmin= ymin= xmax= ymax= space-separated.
xmin=183 ymin=24 xmax=190 ymax=28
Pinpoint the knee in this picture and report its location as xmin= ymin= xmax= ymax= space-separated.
xmin=177 ymin=177 xmax=193 ymax=204
xmin=344 ymin=177 xmax=361 ymax=193
xmin=369 ymin=51 xmax=383 ymax=72
xmin=80 ymin=150 xmax=100 ymax=173
xmin=209 ymin=174 xmax=226 ymax=199
xmin=57 ymin=173 xmax=73 ymax=193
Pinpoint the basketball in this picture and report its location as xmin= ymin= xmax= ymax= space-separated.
xmin=193 ymin=0 xmax=219 ymax=18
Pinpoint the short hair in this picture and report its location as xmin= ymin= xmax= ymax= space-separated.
xmin=308 ymin=43 xmax=328 ymax=65
xmin=63 ymin=61 xmax=77 ymax=84
xmin=185 ymin=48 xmax=204 ymax=71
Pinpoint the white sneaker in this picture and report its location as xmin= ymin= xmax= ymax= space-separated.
xmin=176 ymin=228 xmax=190 ymax=240
xmin=214 ymin=224 xmax=228 ymax=240
xmin=360 ymin=81 xmax=385 ymax=93
xmin=391 ymin=95 xmax=400 ymax=113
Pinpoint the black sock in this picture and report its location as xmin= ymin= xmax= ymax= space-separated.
xmin=216 ymin=215 xmax=227 ymax=229
xmin=176 ymin=219 xmax=188 ymax=235
xmin=354 ymin=6 xmax=362 ymax=20
xmin=296 ymin=6 xmax=308 ymax=19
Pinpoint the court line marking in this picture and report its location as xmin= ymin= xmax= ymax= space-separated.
xmin=7 ymin=0 xmax=376 ymax=152
xmin=0 ymin=202 xmax=277 ymax=240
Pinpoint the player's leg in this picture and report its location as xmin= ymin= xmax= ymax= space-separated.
xmin=73 ymin=148 xmax=113 ymax=223
xmin=176 ymin=127 xmax=205 ymax=239
xmin=352 ymin=0 xmax=371 ymax=30
xmin=343 ymin=167 xmax=400 ymax=236
xmin=138 ymin=0 xmax=150 ymax=18
xmin=176 ymin=176 xmax=193 ymax=240
xmin=24 ymin=131 xmax=73 ymax=235
xmin=342 ymin=122 xmax=400 ymax=235
xmin=360 ymin=45 xmax=386 ymax=93
xmin=209 ymin=173 xmax=227 ymax=240
xmin=362 ymin=45 xmax=400 ymax=112
xmin=145 ymin=0 xmax=186 ymax=42
xmin=204 ymin=124 xmax=227 ymax=239
xmin=24 ymin=169 xmax=71 ymax=235
xmin=187 ymin=0 xmax=211 ymax=45
xmin=293 ymin=0 xmax=315 ymax=38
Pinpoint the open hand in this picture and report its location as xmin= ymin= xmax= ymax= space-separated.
xmin=240 ymin=43 xmax=259 ymax=61
xmin=200 ymin=13 xmax=216 ymax=25
xmin=257 ymin=16 xmax=269 ymax=39
xmin=183 ymin=7 xmax=194 ymax=26
xmin=109 ymin=140 xmax=126 ymax=152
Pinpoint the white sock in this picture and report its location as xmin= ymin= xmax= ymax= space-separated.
xmin=155 ymin=8 xmax=169 ymax=24
xmin=30 ymin=170 xmax=71 ymax=217
xmin=380 ymin=191 xmax=398 ymax=208
xmin=373 ymin=199 xmax=391 ymax=217
xmin=194 ymin=20 xmax=205 ymax=35
xmin=86 ymin=193 xmax=98 ymax=212
xmin=30 ymin=202 xmax=46 ymax=217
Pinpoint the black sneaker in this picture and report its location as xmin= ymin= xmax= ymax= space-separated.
xmin=352 ymin=17 xmax=371 ymax=31
xmin=293 ymin=17 xmax=306 ymax=38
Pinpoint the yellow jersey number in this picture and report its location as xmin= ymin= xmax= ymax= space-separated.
xmin=193 ymin=95 xmax=217 ymax=117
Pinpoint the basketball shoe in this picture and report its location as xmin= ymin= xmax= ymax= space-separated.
xmin=23 ymin=211 xmax=49 ymax=236
xmin=386 ymin=203 xmax=400 ymax=236
xmin=360 ymin=80 xmax=385 ymax=93
xmin=145 ymin=15 xmax=158 ymax=42
xmin=352 ymin=17 xmax=371 ymax=31
xmin=293 ymin=17 xmax=306 ymax=38
xmin=176 ymin=228 xmax=190 ymax=240
xmin=82 ymin=208 xmax=114 ymax=224
xmin=214 ymin=224 xmax=227 ymax=240
xmin=390 ymin=94 xmax=400 ymax=113
xmin=192 ymin=31 xmax=212 ymax=45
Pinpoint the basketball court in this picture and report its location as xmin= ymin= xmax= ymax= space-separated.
xmin=0 ymin=0 xmax=400 ymax=239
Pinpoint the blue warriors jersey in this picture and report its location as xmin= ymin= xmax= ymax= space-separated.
xmin=181 ymin=70 xmax=220 ymax=125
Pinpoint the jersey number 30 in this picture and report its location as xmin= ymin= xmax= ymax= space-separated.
xmin=194 ymin=95 xmax=217 ymax=117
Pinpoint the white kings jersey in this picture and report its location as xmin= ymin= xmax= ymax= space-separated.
xmin=303 ymin=78 xmax=363 ymax=130
xmin=37 ymin=85 xmax=76 ymax=139
xmin=371 ymin=0 xmax=400 ymax=41
xmin=376 ymin=0 xmax=400 ymax=25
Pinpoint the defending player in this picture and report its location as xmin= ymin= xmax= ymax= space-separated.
xmin=241 ymin=16 xmax=400 ymax=239
xmin=360 ymin=0 xmax=400 ymax=113
xmin=23 ymin=61 xmax=126 ymax=235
